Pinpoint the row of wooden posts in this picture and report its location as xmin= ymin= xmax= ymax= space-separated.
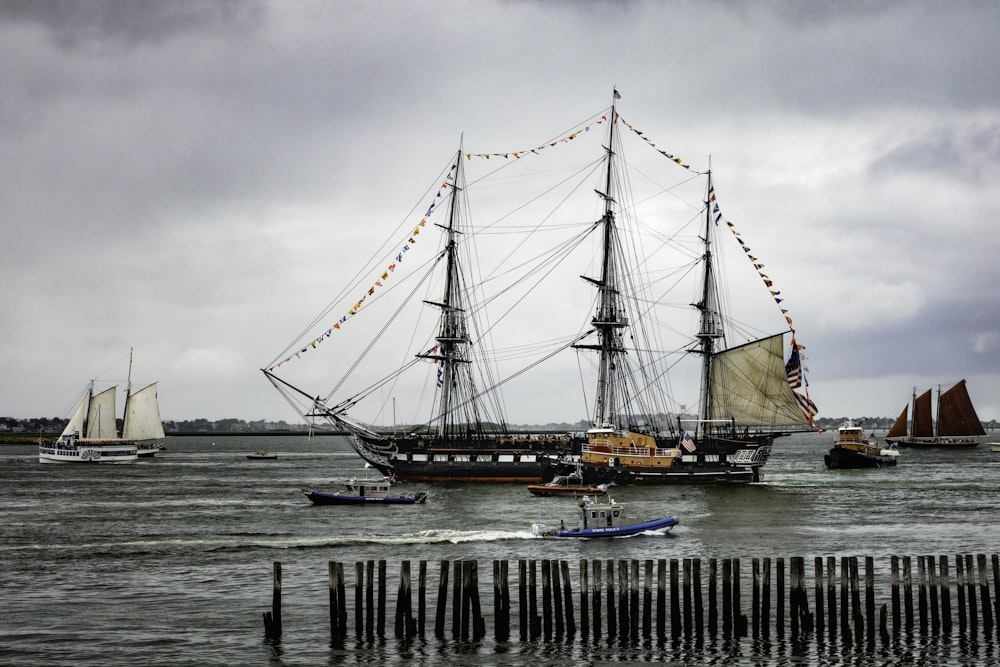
xmin=263 ymin=553 xmax=1000 ymax=647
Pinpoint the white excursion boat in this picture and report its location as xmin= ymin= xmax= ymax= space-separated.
xmin=40 ymin=351 xmax=165 ymax=464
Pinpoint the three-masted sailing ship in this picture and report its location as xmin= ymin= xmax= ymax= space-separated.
xmin=885 ymin=379 xmax=985 ymax=448
xmin=263 ymin=91 xmax=817 ymax=483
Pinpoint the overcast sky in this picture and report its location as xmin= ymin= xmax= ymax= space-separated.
xmin=2 ymin=0 xmax=999 ymax=425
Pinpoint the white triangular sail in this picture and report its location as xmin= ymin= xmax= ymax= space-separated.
xmin=59 ymin=393 xmax=89 ymax=440
xmin=122 ymin=382 xmax=165 ymax=441
xmin=708 ymin=333 xmax=807 ymax=427
xmin=85 ymin=386 xmax=118 ymax=439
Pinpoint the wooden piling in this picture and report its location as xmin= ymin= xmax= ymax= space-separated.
xmin=529 ymin=560 xmax=540 ymax=639
xmin=579 ymin=559 xmax=590 ymax=640
xmin=561 ymin=560 xmax=575 ymax=638
xmin=928 ymin=556 xmax=940 ymax=634
xmin=917 ymin=555 xmax=928 ymax=636
xmin=617 ymin=561 xmax=628 ymax=641
xmin=864 ymin=556 xmax=874 ymax=643
xmin=850 ymin=557 xmax=862 ymax=644
xmin=956 ymin=554 xmax=967 ymax=634
xmin=541 ymin=559 xmax=552 ymax=639
xmin=977 ymin=554 xmax=992 ymax=634
xmin=693 ymin=558 xmax=704 ymax=641
xmin=263 ymin=561 xmax=282 ymax=639
xmin=643 ymin=559 xmax=653 ymax=640
xmin=606 ymin=559 xmax=616 ymax=640
xmin=902 ymin=556 xmax=913 ymax=634
xmin=839 ymin=556 xmax=850 ymax=642
xmin=592 ymin=559 xmax=602 ymax=640
xmin=435 ymin=559 xmax=448 ymax=639
xmin=939 ymin=555 xmax=952 ymax=634
xmin=670 ymin=558 xmax=681 ymax=638
xmin=708 ymin=558 xmax=718 ymax=637
xmin=518 ymin=559 xmax=527 ymax=641
xmin=366 ymin=560 xmax=376 ymax=641
xmin=722 ymin=558 xmax=732 ymax=639
xmin=353 ymin=562 xmax=363 ymax=639
xmin=656 ymin=559 xmax=666 ymax=641
xmin=965 ymin=554 xmax=978 ymax=637
xmin=890 ymin=555 xmax=900 ymax=637
xmin=826 ymin=556 xmax=836 ymax=642
xmin=776 ymin=557 xmax=785 ymax=638
xmin=762 ymin=557 xmax=772 ymax=641
xmin=814 ymin=556 xmax=824 ymax=638
xmin=394 ymin=560 xmax=412 ymax=639
xmin=328 ymin=561 xmax=341 ymax=641
xmin=629 ymin=560 xmax=639 ymax=643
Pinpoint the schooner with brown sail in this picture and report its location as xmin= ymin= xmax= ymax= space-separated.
xmin=885 ymin=379 xmax=985 ymax=448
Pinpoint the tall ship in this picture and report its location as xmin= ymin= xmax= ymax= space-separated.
xmin=885 ymin=380 xmax=985 ymax=448
xmin=40 ymin=352 xmax=165 ymax=464
xmin=263 ymin=91 xmax=817 ymax=483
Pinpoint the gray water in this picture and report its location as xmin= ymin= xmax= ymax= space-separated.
xmin=2 ymin=431 xmax=999 ymax=665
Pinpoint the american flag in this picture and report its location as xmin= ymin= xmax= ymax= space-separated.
xmin=785 ymin=344 xmax=802 ymax=389
xmin=681 ymin=432 xmax=696 ymax=453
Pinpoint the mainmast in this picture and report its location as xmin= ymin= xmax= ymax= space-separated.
xmin=589 ymin=91 xmax=628 ymax=428
xmin=695 ymin=169 xmax=723 ymax=431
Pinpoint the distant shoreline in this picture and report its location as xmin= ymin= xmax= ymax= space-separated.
xmin=0 ymin=430 xmax=347 ymax=445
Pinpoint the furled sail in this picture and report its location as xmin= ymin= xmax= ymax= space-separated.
xmin=85 ymin=386 xmax=118 ymax=439
xmin=708 ymin=333 xmax=809 ymax=427
xmin=122 ymin=382 xmax=166 ymax=441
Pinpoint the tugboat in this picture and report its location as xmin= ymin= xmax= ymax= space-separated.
xmin=824 ymin=422 xmax=899 ymax=469
xmin=531 ymin=487 xmax=677 ymax=538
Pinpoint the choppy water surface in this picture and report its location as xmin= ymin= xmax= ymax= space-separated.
xmin=2 ymin=431 xmax=999 ymax=665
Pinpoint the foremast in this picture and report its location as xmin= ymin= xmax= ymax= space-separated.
xmin=415 ymin=144 xmax=498 ymax=439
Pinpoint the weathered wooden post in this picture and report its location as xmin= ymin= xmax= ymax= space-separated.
xmin=518 ymin=559 xmax=527 ymax=641
xmin=814 ymin=556 xmax=824 ymax=639
xmin=991 ymin=554 xmax=1000 ymax=637
xmin=592 ymin=558 xmax=602 ymax=640
xmin=530 ymin=559 xmax=540 ymax=639
xmin=965 ymin=554 xmax=978 ymax=637
xmin=377 ymin=560 xmax=387 ymax=638
xmin=551 ymin=560 xmax=564 ymax=639
xmin=722 ymin=558 xmax=732 ymax=639
xmin=734 ymin=558 xmax=746 ymax=638
xmin=902 ymin=556 xmax=913 ymax=635
xmin=864 ymin=556 xmax=875 ymax=643
xmin=469 ymin=560 xmax=485 ymax=640
xmin=561 ymin=560 xmax=576 ymax=638
xmin=977 ymin=554 xmax=992 ymax=634
xmin=606 ymin=559 xmax=617 ymax=640
xmin=790 ymin=557 xmax=800 ymax=638
xmin=541 ymin=559 xmax=553 ymax=640
xmin=708 ymin=558 xmax=718 ymax=637
xmin=928 ymin=556 xmax=940 ymax=634
xmin=917 ymin=555 xmax=927 ymax=636
xmin=839 ymin=556 xmax=850 ymax=643
xmin=497 ymin=559 xmax=510 ymax=641
xmin=452 ymin=560 xmax=463 ymax=639
xmin=681 ymin=558 xmax=691 ymax=641
xmin=752 ymin=558 xmax=761 ymax=639
xmin=366 ymin=560 xmax=376 ymax=641
xmin=657 ymin=559 xmax=666 ymax=641
xmin=955 ymin=554 xmax=968 ymax=635
xmin=354 ymin=562 xmax=364 ymax=639
xmin=394 ymin=560 xmax=412 ymax=639
xmin=776 ymin=557 xmax=785 ymax=638
xmin=617 ymin=560 xmax=629 ymax=641
xmin=763 ymin=557 xmax=773 ymax=641
xmin=580 ymin=559 xmax=590 ymax=640
xmin=629 ymin=560 xmax=640 ymax=643
xmin=670 ymin=558 xmax=681 ymax=638
xmin=643 ymin=559 xmax=653 ymax=640
xmin=263 ymin=561 xmax=282 ymax=639
xmin=939 ymin=555 xmax=952 ymax=634
xmin=827 ymin=556 xmax=837 ymax=642
xmin=328 ymin=561 xmax=341 ymax=641
xmin=435 ymin=560 xmax=449 ymax=639
xmin=418 ymin=560 xmax=427 ymax=638
xmin=850 ymin=557 xmax=862 ymax=644
xmin=693 ymin=558 xmax=704 ymax=642
xmin=890 ymin=555 xmax=900 ymax=637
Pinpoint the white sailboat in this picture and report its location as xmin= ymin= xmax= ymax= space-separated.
xmin=39 ymin=351 xmax=165 ymax=463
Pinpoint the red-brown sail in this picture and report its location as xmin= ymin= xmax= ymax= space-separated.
xmin=911 ymin=390 xmax=933 ymax=438
xmin=886 ymin=404 xmax=908 ymax=439
xmin=937 ymin=379 xmax=986 ymax=437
